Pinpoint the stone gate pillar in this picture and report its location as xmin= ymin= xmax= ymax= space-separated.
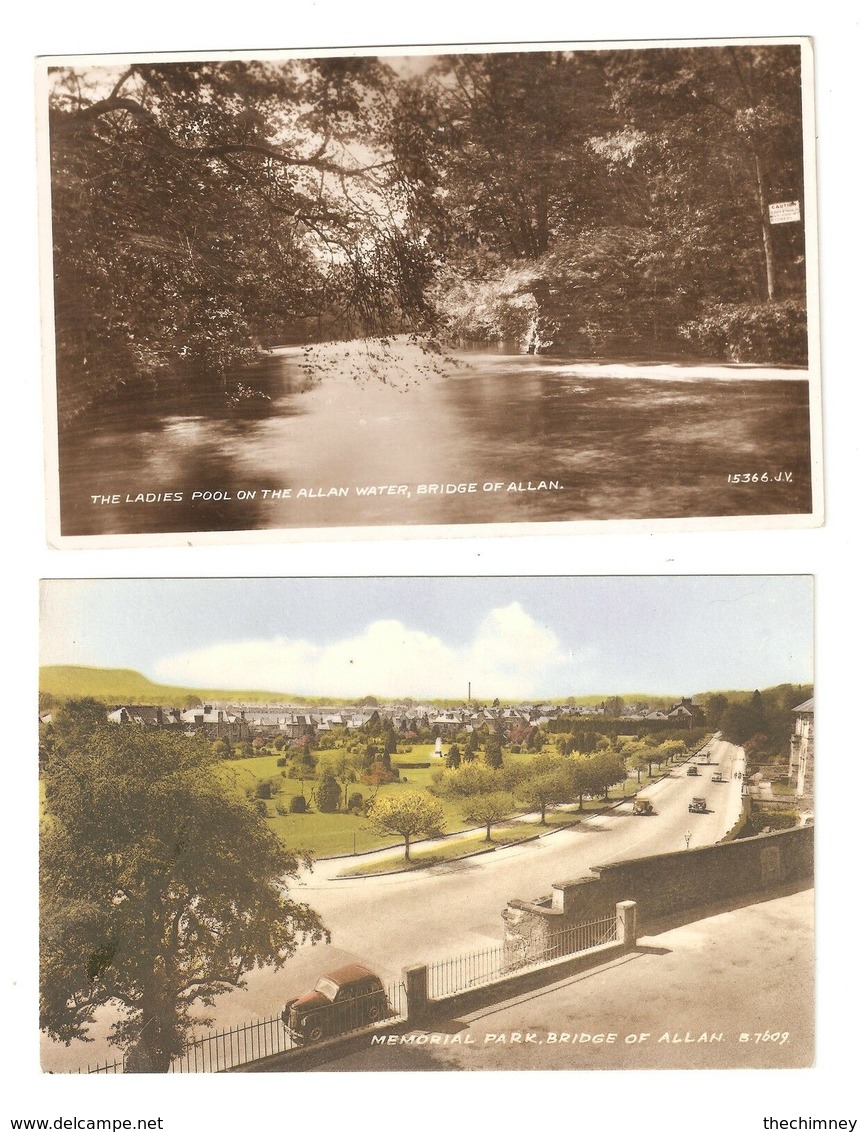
xmin=616 ymin=900 xmax=638 ymax=948
xmin=402 ymin=964 xmax=430 ymax=1025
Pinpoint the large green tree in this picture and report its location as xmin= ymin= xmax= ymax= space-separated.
xmin=433 ymin=763 xmax=514 ymax=841
xmin=366 ymin=791 xmax=445 ymax=861
xmin=508 ymin=753 xmax=575 ymax=825
xmin=40 ymin=712 xmax=327 ymax=1071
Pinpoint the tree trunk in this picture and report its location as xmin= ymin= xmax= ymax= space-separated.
xmin=754 ymin=152 xmax=777 ymax=301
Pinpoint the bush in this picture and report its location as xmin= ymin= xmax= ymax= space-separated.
xmin=739 ymin=807 xmax=800 ymax=837
xmin=276 ymin=756 xmax=287 ymax=767
xmin=680 ymin=299 xmax=808 ymax=366
xmin=347 ymin=791 xmax=365 ymax=814
xmin=255 ymin=780 xmax=273 ymax=800
xmin=313 ymin=773 xmax=342 ymax=814
xmin=288 ymin=795 xmax=307 ymax=813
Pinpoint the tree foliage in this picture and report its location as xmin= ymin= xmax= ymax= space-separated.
xmin=508 ymin=753 xmax=575 ymax=824
xmin=48 ymin=44 xmax=809 ymax=424
xmin=40 ymin=712 xmax=327 ymax=1071
xmin=313 ymin=772 xmax=342 ymax=813
xmin=406 ymin=46 xmax=807 ymax=359
xmin=366 ymin=791 xmax=445 ymax=860
xmin=47 ymin=59 xmax=434 ymax=418
xmin=459 ymin=792 xmax=515 ymax=841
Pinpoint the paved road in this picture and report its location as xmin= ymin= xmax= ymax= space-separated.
xmin=41 ymin=737 xmax=744 ymax=1072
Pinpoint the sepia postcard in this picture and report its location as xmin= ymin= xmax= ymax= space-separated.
xmin=37 ymin=39 xmax=823 ymax=547
xmin=39 ymin=575 xmax=814 ymax=1072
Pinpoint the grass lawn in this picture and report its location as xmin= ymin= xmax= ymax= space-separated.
xmin=212 ymin=744 xmax=684 ymax=862
xmin=215 ymin=745 xmax=478 ymax=858
xmin=337 ymin=814 xmax=584 ymax=877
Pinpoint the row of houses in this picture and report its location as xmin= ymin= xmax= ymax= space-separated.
xmin=48 ymin=695 xmax=703 ymax=742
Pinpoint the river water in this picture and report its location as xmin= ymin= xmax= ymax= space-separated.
xmin=57 ymin=349 xmax=813 ymax=536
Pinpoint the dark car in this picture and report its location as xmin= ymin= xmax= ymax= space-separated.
xmin=688 ymin=796 xmax=708 ymax=813
xmin=687 ymin=765 xmax=700 ymax=776
xmin=281 ymin=964 xmax=391 ymax=1044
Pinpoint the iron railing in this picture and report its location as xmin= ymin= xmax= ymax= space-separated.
xmin=81 ymin=981 xmax=405 ymax=1075
xmin=427 ymin=913 xmax=618 ymax=1000
xmin=78 ymin=913 xmax=617 ymax=1072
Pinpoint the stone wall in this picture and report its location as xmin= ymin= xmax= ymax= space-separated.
xmin=504 ymin=825 xmax=813 ymax=941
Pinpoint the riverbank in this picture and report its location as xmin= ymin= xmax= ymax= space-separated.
xmin=269 ymin=339 xmax=810 ymax=385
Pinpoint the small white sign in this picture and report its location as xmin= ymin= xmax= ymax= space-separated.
xmin=769 ymin=200 xmax=801 ymax=224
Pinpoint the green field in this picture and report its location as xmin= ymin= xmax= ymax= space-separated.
xmin=214 ymin=743 xmax=681 ymax=862
xmin=216 ymin=747 xmax=487 ymax=858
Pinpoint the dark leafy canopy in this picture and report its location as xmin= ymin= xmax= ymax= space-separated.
xmin=48 ymin=58 xmax=434 ymax=418
xmin=40 ymin=709 xmax=327 ymax=1071
xmin=412 ymin=45 xmax=807 ymax=358
xmin=48 ymin=44 xmax=808 ymax=418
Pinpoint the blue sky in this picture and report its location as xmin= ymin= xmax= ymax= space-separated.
xmin=39 ymin=576 xmax=813 ymax=699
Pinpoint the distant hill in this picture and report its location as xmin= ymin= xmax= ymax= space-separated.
xmin=696 ymin=684 xmax=813 ymax=707
xmin=39 ymin=666 xmax=808 ymax=713
xmin=38 ymin=666 xmax=299 ymax=707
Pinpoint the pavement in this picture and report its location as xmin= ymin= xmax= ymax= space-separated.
xmin=301 ymin=884 xmax=814 ymax=1072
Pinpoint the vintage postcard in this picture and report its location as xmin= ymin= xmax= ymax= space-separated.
xmin=39 ymin=575 xmax=814 ymax=1072
xmin=37 ymin=39 xmax=823 ymax=547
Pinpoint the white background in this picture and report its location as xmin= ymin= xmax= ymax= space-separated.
xmin=5 ymin=4 xmax=864 ymax=1131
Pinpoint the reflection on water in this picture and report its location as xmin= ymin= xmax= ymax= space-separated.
xmin=58 ymin=350 xmax=813 ymax=535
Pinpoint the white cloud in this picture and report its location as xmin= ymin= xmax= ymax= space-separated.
xmin=154 ymin=602 xmax=583 ymax=699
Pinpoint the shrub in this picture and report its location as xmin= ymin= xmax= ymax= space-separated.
xmin=288 ymin=795 xmax=307 ymax=814
xmin=255 ymin=780 xmax=273 ymax=800
xmin=680 ymin=299 xmax=808 ymax=366
xmin=276 ymin=756 xmax=287 ymax=767
xmin=313 ymin=773 xmax=342 ymax=814
xmin=347 ymin=791 xmax=365 ymax=814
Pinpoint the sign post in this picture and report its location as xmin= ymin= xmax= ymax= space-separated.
xmin=769 ymin=200 xmax=801 ymax=225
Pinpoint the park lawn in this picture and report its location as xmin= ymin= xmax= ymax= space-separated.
xmin=336 ymin=813 xmax=586 ymax=876
xmin=214 ymin=745 xmax=490 ymax=858
xmin=210 ymin=744 xmax=686 ymax=862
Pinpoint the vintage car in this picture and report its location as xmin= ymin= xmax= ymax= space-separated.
xmin=688 ymin=796 xmax=708 ymax=813
xmin=711 ymin=771 xmax=724 ymax=783
xmin=632 ymin=796 xmax=654 ymax=815
xmin=281 ymin=964 xmax=391 ymax=1045
xmin=687 ymin=765 xmax=700 ymax=776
